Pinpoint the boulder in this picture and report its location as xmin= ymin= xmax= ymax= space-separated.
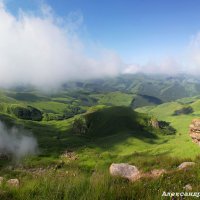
xmin=109 ymin=163 xmax=141 ymax=181
xmin=7 ymin=179 xmax=19 ymax=187
xmin=177 ymin=162 xmax=195 ymax=170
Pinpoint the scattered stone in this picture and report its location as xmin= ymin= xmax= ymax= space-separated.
xmin=55 ymin=161 xmax=65 ymax=170
xmin=177 ymin=162 xmax=195 ymax=170
xmin=183 ymin=184 xmax=192 ymax=191
xmin=150 ymin=169 xmax=166 ymax=177
xmin=109 ymin=161 xmax=196 ymax=183
xmin=109 ymin=163 xmax=141 ymax=181
xmin=7 ymin=179 xmax=19 ymax=187
xmin=26 ymin=168 xmax=46 ymax=176
xmin=61 ymin=150 xmax=78 ymax=161
xmin=0 ymin=177 xmax=4 ymax=185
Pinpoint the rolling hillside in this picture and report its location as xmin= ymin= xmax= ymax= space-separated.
xmin=0 ymin=78 xmax=200 ymax=199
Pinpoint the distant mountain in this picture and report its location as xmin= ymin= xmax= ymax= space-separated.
xmin=62 ymin=73 xmax=200 ymax=108
xmin=2 ymin=73 xmax=200 ymax=109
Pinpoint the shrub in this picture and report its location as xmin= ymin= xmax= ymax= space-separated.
xmin=12 ymin=106 xmax=42 ymax=121
xmin=173 ymin=106 xmax=193 ymax=115
xmin=72 ymin=117 xmax=88 ymax=135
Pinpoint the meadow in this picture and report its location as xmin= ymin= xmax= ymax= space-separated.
xmin=0 ymin=87 xmax=200 ymax=199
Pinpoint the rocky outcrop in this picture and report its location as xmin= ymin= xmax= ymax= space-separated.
xmin=177 ymin=162 xmax=195 ymax=170
xmin=189 ymin=119 xmax=200 ymax=145
xmin=149 ymin=119 xmax=159 ymax=129
xmin=109 ymin=163 xmax=141 ymax=181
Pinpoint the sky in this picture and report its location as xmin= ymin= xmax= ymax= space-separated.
xmin=1 ymin=0 xmax=200 ymax=87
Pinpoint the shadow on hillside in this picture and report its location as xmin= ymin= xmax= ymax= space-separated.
xmin=0 ymin=111 xmax=173 ymax=161
xmin=88 ymin=130 xmax=162 ymax=150
xmin=6 ymin=92 xmax=49 ymax=102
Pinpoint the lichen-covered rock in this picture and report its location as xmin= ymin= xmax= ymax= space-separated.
xmin=177 ymin=162 xmax=195 ymax=170
xmin=7 ymin=179 xmax=19 ymax=187
xmin=189 ymin=119 xmax=200 ymax=145
xmin=109 ymin=163 xmax=141 ymax=181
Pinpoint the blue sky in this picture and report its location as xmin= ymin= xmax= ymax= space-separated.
xmin=5 ymin=0 xmax=200 ymax=64
xmin=0 ymin=0 xmax=200 ymax=87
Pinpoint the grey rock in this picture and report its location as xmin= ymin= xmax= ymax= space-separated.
xmin=109 ymin=163 xmax=141 ymax=181
xmin=177 ymin=162 xmax=195 ymax=170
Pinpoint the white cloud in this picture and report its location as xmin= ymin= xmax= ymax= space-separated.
xmin=0 ymin=3 xmax=123 ymax=88
xmin=123 ymin=57 xmax=183 ymax=75
xmin=1 ymin=1 xmax=200 ymax=88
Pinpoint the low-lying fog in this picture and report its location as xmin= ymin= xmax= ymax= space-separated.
xmin=0 ymin=121 xmax=38 ymax=159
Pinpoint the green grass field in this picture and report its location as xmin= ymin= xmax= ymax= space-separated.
xmin=0 ymin=91 xmax=200 ymax=199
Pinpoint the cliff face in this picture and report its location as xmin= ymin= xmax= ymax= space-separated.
xmin=189 ymin=119 xmax=200 ymax=145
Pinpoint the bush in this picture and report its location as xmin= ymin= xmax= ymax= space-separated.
xmin=63 ymin=106 xmax=86 ymax=119
xmin=72 ymin=117 xmax=88 ymax=135
xmin=173 ymin=106 xmax=193 ymax=115
xmin=43 ymin=113 xmax=64 ymax=121
xmin=158 ymin=120 xmax=176 ymax=135
xmin=12 ymin=106 xmax=42 ymax=121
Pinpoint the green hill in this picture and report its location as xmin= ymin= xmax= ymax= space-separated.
xmin=85 ymin=106 xmax=149 ymax=137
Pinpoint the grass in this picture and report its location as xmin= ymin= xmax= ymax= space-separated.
xmin=1 ymin=155 xmax=200 ymax=200
xmin=91 ymin=91 xmax=133 ymax=106
xmin=0 ymin=91 xmax=200 ymax=199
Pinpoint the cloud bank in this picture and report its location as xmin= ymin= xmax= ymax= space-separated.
xmin=0 ymin=121 xmax=38 ymax=159
xmin=0 ymin=3 xmax=123 ymax=88
xmin=123 ymin=57 xmax=184 ymax=75
xmin=0 ymin=1 xmax=200 ymax=88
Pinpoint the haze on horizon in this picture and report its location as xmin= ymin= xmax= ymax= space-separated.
xmin=0 ymin=0 xmax=200 ymax=88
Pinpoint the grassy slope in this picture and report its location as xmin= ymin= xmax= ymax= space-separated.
xmin=136 ymin=97 xmax=200 ymax=158
xmin=91 ymin=91 xmax=133 ymax=106
xmin=1 ymin=91 xmax=200 ymax=199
